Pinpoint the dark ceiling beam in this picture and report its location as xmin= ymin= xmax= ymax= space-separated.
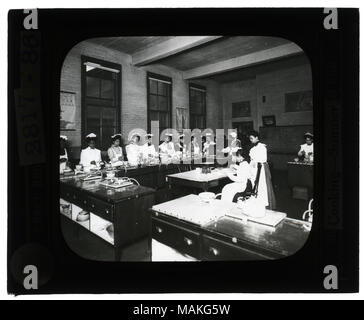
xmin=132 ymin=36 xmax=223 ymax=66
xmin=182 ymin=43 xmax=303 ymax=80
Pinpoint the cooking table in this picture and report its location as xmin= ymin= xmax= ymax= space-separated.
xmin=166 ymin=167 xmax=234 ymax=193
xmin=150 ymin=194 xmax=311 ymax=261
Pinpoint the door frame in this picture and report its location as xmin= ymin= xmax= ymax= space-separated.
xmin=232 ymin=120 xmax=254 ymax=138
xmin=81 ymin=55 xmax=122 ymax=148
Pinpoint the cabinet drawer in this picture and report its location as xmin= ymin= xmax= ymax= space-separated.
xmin=152 ymin=218 xmax=200 ymax=258
xmin=82 ymin=196 xmax=114 ymax=222
xmin=202 ymin=235 xmax=269 ymax=261
xmin=61 ymin=186 xmax=84 ymax=207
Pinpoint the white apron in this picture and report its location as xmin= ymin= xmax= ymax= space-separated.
xmin=249 ymin=143 xmax=269 ymax=207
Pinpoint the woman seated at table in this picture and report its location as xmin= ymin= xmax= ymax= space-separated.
xmin=141 ymin=133 xmax=158 ymax=160
xmin=220 ymin=131 xmax=242 ymax=164
xmin=298 ymin=132 xmax=314 ymax=162
xmin=203 ymin=133 xmax=216 ymax=157
xmin=126 ymin=133 xmax=142 ymax=166
xmin=60 ymin=135 xmax=69 ymax=173
xmin=188 ymin=135 xmax=201 ymax=157
xmin=159 ymin=133 xmax=175 ymax=157
xmin=221 ymin=161 xmax=254 ymax=203
xmin=175 ymin=134 xmax=186 ymax=154
xmin=80 ymin=133 xmax=102 ymax=171
xmin=107 ymin=133 xmax=124 ymax=167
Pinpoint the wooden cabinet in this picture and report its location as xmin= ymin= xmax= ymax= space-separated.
xmin=152 ymin=217 xmax=200 ymax=258
xmin=60 ymin=178 xmax=155 ymax=261
xmin=201 ymin=235 xmax=269 ymax=261
xmin=150 ymin=210 xmax=309 ymax=261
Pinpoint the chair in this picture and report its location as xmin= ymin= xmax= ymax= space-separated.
xmin=216 ymin=163 xmax=262 ymax=203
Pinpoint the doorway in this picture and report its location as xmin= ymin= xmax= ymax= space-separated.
xmin=232 ymin=121 xmax=254 ymax=142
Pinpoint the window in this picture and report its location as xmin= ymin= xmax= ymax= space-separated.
xmin=189 ymin=84 xmax=206 ymax=130
xmin=81 ymin=56 xmax=121 ymax=151
xmin=147 ymin=73 xmax=172 ymax=134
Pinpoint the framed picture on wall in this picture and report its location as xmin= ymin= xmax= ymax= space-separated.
xmin=232 ymin=101 xmax=251 ymax=118
xmin=60 ymin=91 xmax=76 ymax=130
xmin=285 ymin=90 xmax=313 ymax=112
xmin=262 ymin=115 xmax=276 ymax=127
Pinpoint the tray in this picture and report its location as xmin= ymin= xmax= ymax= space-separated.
xmin=99 ymin=179 xmax=134 ymax=189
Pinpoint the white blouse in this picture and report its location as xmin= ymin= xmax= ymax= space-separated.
xmin=142 ymin=143 xmax=158 ymax=158
xmin=299 ymin=143 xmax=314 ymax=155
xmin=249 ymin=143 xmax=267 ymax=163
xmin=126 ymin=143 xmax=142 ymax=165
xmin=108 ymin=146 xmax=123 ymax=163
xmin=159 ymin=142 xmax=175 ymax=156
xmin=80 ymin=147 xmax=102 ymax=167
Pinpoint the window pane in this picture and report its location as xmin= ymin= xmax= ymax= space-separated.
xmin=102 ymin=108 xmax=116 ymax=128
xmin=150 ymin=110 xmax=159 ymax=121
xmin=86 ymin=104 xmax=101 ymax=142
xmin=158 ymin=96 xmax=168 ymax=111
xmin=86 ymin=77 xmax=100 ymax=98
xmin=148 ymin=75 xmax=172 ymax=133
xmin=159 ymin=112 xmax=169 ymax=128
xmin=197 ymin=115 xmax=205 ymax=129
xmin=150 ymin=95 xmax=158 ymax=110
xmin=150 ymin=80 xmax=158 ymax=94
xmin=158 ymin=82 xmax=167 ymax=96
xmin=101 ymin=79 xmax=114 ymax=100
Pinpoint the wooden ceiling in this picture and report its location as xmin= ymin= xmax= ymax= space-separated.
xmin=88 ymin=36 xmax=176 ymax=55
xmin=87 ymin=36 xmax=302 ymax=82
xmin=157 ymin=36 xmax=290 ymax=71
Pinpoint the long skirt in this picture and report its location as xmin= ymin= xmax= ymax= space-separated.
xmin=263 ymin=162 xmax=277 ymax=210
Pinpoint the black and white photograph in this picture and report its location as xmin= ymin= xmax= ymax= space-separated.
xmin=6 ymin=5 xmax=359 ymax=297
xmin=59 ymin=36 xmax=314 ymax=262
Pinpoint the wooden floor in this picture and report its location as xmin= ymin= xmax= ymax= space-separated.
xmin=61 ymin=169 xmax=311 ymax=262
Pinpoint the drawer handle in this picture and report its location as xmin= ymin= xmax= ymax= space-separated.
xmin=156 ymin=227 xmax=163 ymax=234
xmin=105 ymin=209 xmax=110 ymax=214
xmin=209 ymin=247 xmax=219 ymax=256
xmin=184 ymin=237 xmax=193 ymax=246
xmin=83 ymin=200 xmax=87 ymax=205
xmin=91 ymin=204 xmax=95 ymax=209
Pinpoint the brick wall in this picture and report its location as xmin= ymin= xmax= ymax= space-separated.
xmin=221 ymin=54 xmax=313 ymax=130
xmin=60 ymin=40 xmax=221 ymax=158
xmin=220 ymin=54 xmax=313 ymax=170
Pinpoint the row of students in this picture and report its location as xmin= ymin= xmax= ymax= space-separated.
xmin=60 ymin=131 xmax=246 ymax=169
xmin=60 ymin=130 xmax=279 ymax=171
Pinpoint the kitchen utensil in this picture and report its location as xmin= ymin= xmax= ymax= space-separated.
xmin=76 ymin=210 xmax=90 ymax=222
xmin=198 ymin=192 xmax=216 ymax=203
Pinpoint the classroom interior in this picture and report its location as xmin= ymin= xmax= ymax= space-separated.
xmin=60 ymin=36 xmax=313 ymax=262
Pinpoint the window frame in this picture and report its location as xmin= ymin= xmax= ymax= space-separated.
xmin=147 ymin=72 xmax=173 ymax=134
xmin=81 ymin=55 xmax=122 ymax=149
xmin=189 ymin=83 xmax=206 ymax=130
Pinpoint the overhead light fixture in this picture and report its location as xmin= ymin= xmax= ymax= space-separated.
xmin=84 ymin=62 xmax=120 ymax=73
